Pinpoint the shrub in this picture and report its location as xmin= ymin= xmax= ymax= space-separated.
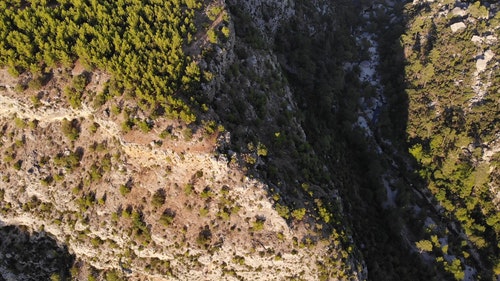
xmin=14 ymin=117 xmax=26 ymax=129
xmin=31 ymin=95 xmax=42 ymax=108
xmin=200 ymin=186 xmax=213 ymax=199
xmin=182 ymin=127 xmax=193 ymax=140
xmin=120 ymin=184 xmax=131 ymax=196
xmin=197 ymin=226 xmax=212 ymax=246
xmin=199 ymin=207 xmax=209 ymax=216
xmin=50 ymin=273 xmax=61 ymax=281
xmin=221 ymin=26 xmax=230 ymax=38
xmin=13 ymin=160 xmax=22 ymax=170
xmin=207 ymin=29 xmax=218 ymax=44
xmin=276 ymin=204 xmax=290 ymax=219
xmin=252 ymin=216 xmax=266 ymax=231
xmin=232 ymin=255 xmax=245 ymax=265
xmin=137 ymin=119 xmax=152 ymax=133
xmin=65 ymin=86 xmax=83 ymax=109
xmin=184 ymin=183 xmax=193 ymax=195
xmin=61 ymin=118 xmax=80 ymax=141
xmin=72 ymin=74 xmax=89 ymax=92
xmin=160 ymin=208 xmax=176 ymax=226
xmin=28 ymin=77 xmax=43 ymax=90
xmin=291 ymin=208 xmax=306 ymax=221
xmin=91 ymin=237 xmax=103 ymax=247
xmin=152 ymin=188 xmax=166 ymax=207
xmin=40 ymin=175 xmax=54 ymax=187
xmin=89 ymin=122 xmax=99 ymax=134
xmin=105 ymin=270 xmax=122 ymax=281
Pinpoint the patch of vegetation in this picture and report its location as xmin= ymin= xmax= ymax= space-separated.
xmin=403 ymin=2 xmax=500 ymax=278
xmin=197 ymin=225 xmax=212 ymax=247
xmin=251 ymin=216 xmax=266 ymax=232
xmin=0 ymin=0 xmax=210 ymax=123
xmin=152 ymin=188 xmax=166 ymax=208
xmin=159 ymin=208 xmax=176 ymax=227
xmin=61 ymin=118 xmax=80 ymax=141
xmin=119 ymin=184 xmax=132 ymax=196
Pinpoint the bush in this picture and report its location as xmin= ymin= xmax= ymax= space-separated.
xmin=184 ymin=183 xmax=193 ymax=195
xmin=14 ymin=117 xmax=26 ymax=128
xmin=182 ymin=128 xmax=193 ymax=141
xmin=221 ymin=26 xmax=230 ymax=38
xmin=276 ymin=204 xmax=290 ymax=219
xmin=89 ymin=122 xmax=99 ymax=134
xmin=72 ymin=74 xmax=89 ymax=92
xmin=65 ymin=86 xmax=83 ymax=109
xmin=152 ymin=188 xmax=166 ymax=207
xmin=105 ymin=270 xmax=122 ymax=281
xmin=119 ymin=184 xmax=131 ymax=196
xmin=137 ymin=119 xmax=152 ymax=133
xmin=160 ymin=208 xmax=176 ymax=226
xmin=291 ymin=208 xmax=306 ymax=221
xmin=207 ymin=29 xmax=218 ymax=44
xmin=13 ymin=160 xmax=22 ymax=170
xmin=252 ymin=216 xmax=266 ymax=231
xmin=28 ymin=77 xmax=43 ymax=90
xmin=61 ymin=118 xmax=80 ymax=141
xmin=197 ymin=226 xmax=212 ymax=246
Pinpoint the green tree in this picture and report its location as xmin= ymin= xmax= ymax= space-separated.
xmin=416 ymin=240 xmax=433 ymax=252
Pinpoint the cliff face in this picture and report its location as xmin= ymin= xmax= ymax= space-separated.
xmin=0 ymin=0 xmax=365 ymax=280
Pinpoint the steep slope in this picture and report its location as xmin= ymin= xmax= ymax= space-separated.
xmin=0 ymin=68 xmax=359 ymax=280
xmin=0 ymin=0 xmax=365 ymax=280
xmin=403 ymin=0 xmax=500 ymax=279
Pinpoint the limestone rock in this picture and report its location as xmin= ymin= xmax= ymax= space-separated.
xmin=476 ymin=50 xmax=495 ymax=72
xmin=450 ymin=22 xmax=466 ymax=32
xmin=451 ymin=7 xmax=468 ymax=17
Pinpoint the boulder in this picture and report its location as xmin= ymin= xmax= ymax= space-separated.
xmin=450 ymin=22 xmax=466 ymax=33
xmin=476 ymin=50 xmax=495 ymax=72
xmin=471 ymin=35 xmax=483 ymax=44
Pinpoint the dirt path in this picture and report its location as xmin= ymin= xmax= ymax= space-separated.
xmin=185 ymin=11 xmax=226 ymax=57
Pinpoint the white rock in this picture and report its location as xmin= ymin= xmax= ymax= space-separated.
xmin=451 ymin=7 xmax=467 ymax=17
xmin=450 ymin=22 xmax=466 ymax=33
xmin=485 ymin=49 xmax=494 ymax=60
xmin=476 ymin=59 xmax=487 ymax=72
xmin=476 ymin=50 xmax=495 ymax=72
xmin=471 ymin=35 xmax=483 ymax=44
xmin=486 ymin=35 xmax=497 ymax=44
xmin=412 ymin=0 xmax=433 ymax=4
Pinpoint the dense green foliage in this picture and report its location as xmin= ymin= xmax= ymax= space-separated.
xmin=402 ymin=1 xmax=500 ymax=278
xmin=0 ymin=0 xmax=208 ymax=122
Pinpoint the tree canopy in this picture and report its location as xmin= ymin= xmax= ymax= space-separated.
xmin=0 ymin=0 xmax=211 ymax=123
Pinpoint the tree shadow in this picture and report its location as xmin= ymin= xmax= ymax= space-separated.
xmin=0 ymin=224 xmax=74 ymax=281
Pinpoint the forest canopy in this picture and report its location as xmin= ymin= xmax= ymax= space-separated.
xmin=402 ymin=2 xmax=500 ymax=278
xmin=0 ymin=0 xmax=211 ymax=123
